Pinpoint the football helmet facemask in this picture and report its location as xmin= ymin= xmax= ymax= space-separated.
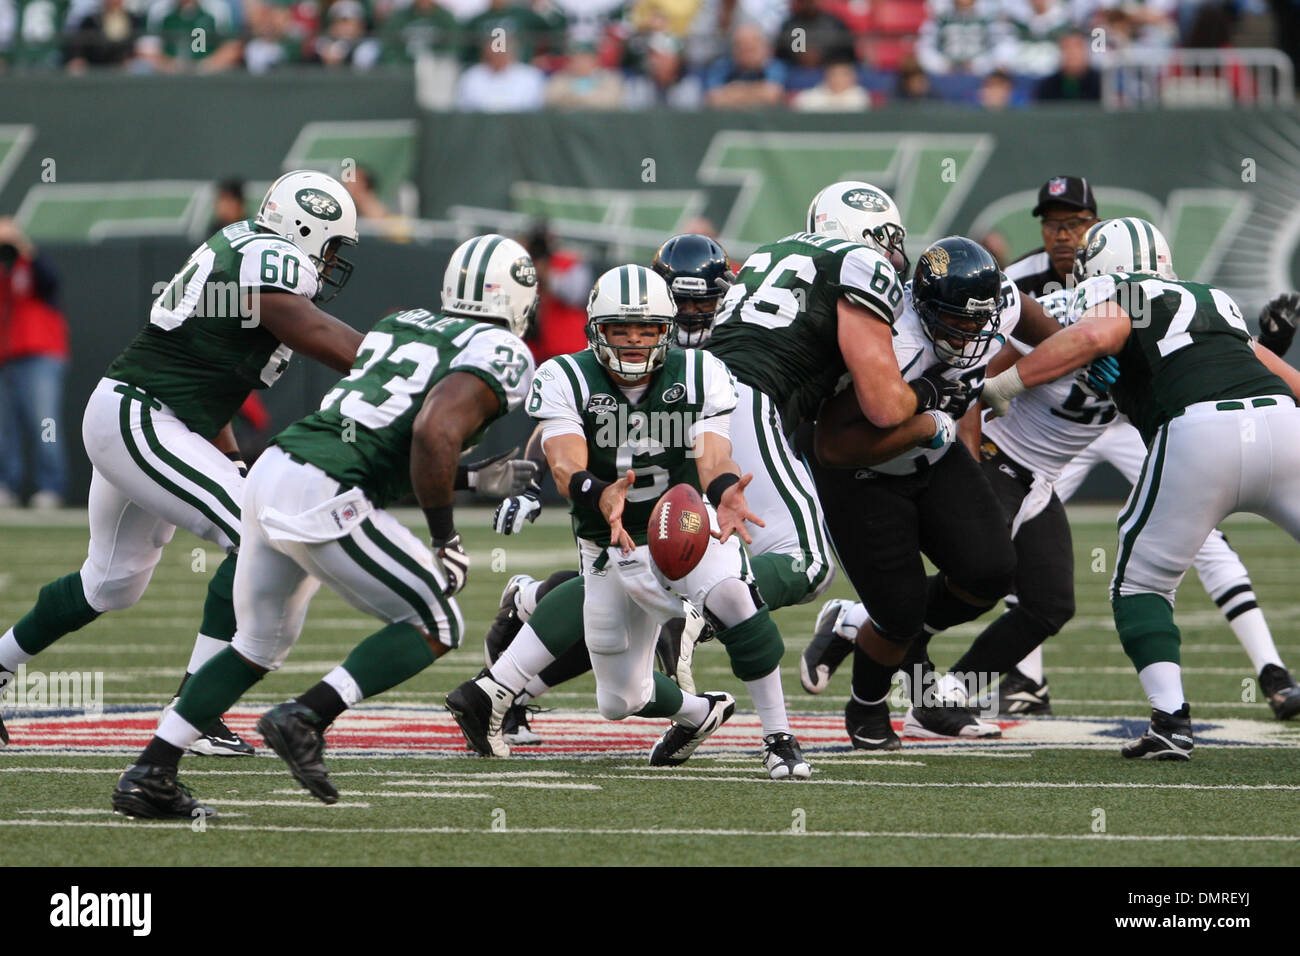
xmin=442 ymin=234 xmax=540 ymax=338
xmin=807 ymin=180 xmax=909 ymax=274
xmin=255 ymin=170 xmax=359 ymax=303
xmin=651 ymin=233 xmax=736 ymax=347
xmin=911 ymin=236 xmax=1004 ymax=370
xmin=1074 ymin=217 xmax=1176 ymax=283
xmin=586 ymin=265 xmax=675 ymax=379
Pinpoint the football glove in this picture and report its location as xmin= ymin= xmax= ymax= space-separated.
xmin=1258 ymin=293 xmax=1300 ymax=356
xmin=432 ymin=532 xmax=470 ymax=596
xmin=1077 ymin=354 xmax=1120 ymax=396
xmin=910 ymin=363 xmax=971 ymax=416
xmin=493 ymin=481 xmax=543 ymax=535
xmin=465 ymin=447 xmax=539 ymax=499
xmin=921 ymin=409 xmax=957 ymax=450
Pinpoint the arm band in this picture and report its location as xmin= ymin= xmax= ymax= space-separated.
xmin=454 ymin=464 xmax=470 ymax=491
xmin=423 ymin=506 xmax=455 ymax=543
xmin=569 ymin=470 xmax=610 ymax=512
xmin=706 ymin=472 xmax=741 ymax=508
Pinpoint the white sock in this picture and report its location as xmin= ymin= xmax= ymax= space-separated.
xmin=522 ymin=678 xmax=550 ymax=701
xmin=0 ymin=628 xmax=33 ymax=672
xmin=835 ymin=602 xmax=869 ymax=639
xmin=1226 ymin=607 xmax=1283 ymax=674
xmin=323 ymin=666 xmax=364 ymax=707
xmin=1137 ymin=661 xmax=1185 ymax=714
xmin=489 ymin=624 xmax=555 ymax=696
xmin=1017 ymin=645 xmax=1044 ymax=684
xmin=185 ymin=633 xmax=229 ymax=676
xmin=156 ymin=707 xmax=205 ymax=750
xmin=745 ymin=668 xmax=790 ymax=736
xmin=517 ymin=578 xmax=543 ymax=621
xmin=672 ymin=693 xmax=710 ymax=728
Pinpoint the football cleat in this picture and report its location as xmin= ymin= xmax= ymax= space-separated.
xmin=845 ymin=698 xmax=901 ymax=750
xmin=0 ymin=667 xmax=11 ymax=746
xmin=112 ymin=763 xmax=217 ymax=820
xmin=445 ymin=673 xmax=513 ymax=757
xmin=655 ymin=616 xmax=686 ymax=683
xmin=996 ymin=667 xmax=1052 ymax=716
xmin=800 ymin=599 xmax=855 ymax=694
xmin=503 ymin=703 xmax=542 ymax=746
xmin=484 ymin=574 xmax=533 ymax=667
xmin=0 ymin=712 xmax=7 ymax=748
xmin=903 ymin=703 xmax=1002 ymax=739
xmin=1121 ymin=704 xmax=1193 ymax=760
xmin=256 ymin=702 xmax=339 ymax=804
xmin=1259 ymin=664 xmax=1300 ymax=720
xmin=762 ymin=732 xmax=812 ymax=780
xmin=649 ymin=692 xmax=735 ymax=766
xmin=159 ymin=696 xmax=255 ymax=756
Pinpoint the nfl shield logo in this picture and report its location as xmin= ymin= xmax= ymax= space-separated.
xmin=341 ymin=505 xmax=357 ymax=522
xmin=1048 ymin=178 xmax=1068 ymax=197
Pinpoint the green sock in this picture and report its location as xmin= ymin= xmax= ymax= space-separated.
xmin=1114 ymin=593 xmax=1182 ymax=672
xmin=716 ymin=607 xmax=784 ymax=681
xmin=749 ymin=553 xmax=810 ymax=612
xmin=528 ymin=575 xmax=587 ymax=657
xmin=339 ymin=622 xmax=436 ymax=699
xmin=635 ymin=671 xmax=685 ymax=719
xmin=199 ymin=554 xmax=238 ymax=640
xmin=174 ymin=646 xmax=265 ymax=729
xmin=11 ymin=572 xmax=101 ymax=656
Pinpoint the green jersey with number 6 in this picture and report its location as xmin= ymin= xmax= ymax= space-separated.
xmin=273 ymin=309 xmax=534 ymax=508
xmin=706 ymin=231 xmax=905 ymax=426
xmin=105 ymin=220 xmax=320 ymax=439
xmin=527 ymin=347 xmax=737 ymax=547
xmin=1080 ymin=274 xmax=1291 ymax=443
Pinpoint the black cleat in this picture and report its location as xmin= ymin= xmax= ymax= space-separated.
xmin=762 ymin=732 xmax=812 ymax=780
xmin=1122 ymin=704 xmax=1193 ymax=760
xmin=800 ymin=599 xmax=855 ymax=694
xmin=996 ymin=667 xmax=1052 ymax=716
xmin=503 ymin=703 xmax=542 ymax=746
xmin=0 ymin=711 xmax=7 ymax=748
xmin=1260 ymin=664 xmax=1300 ymax=720
xmin=845 ymin=698 xmax=901 ymax=751
xmin=445 ymin=674 xmax=513 ymax=757
xmin=256 ymin=702 xmax=339 ymax=804
xmin=903 ymin=703 xmax=1002 ymax=739
xmin=483 ymin=574 xmax=532 ymax=667
xmin=112 ymin=763 xmax=218 ymax=820
xmin=649 ymin=692 xmax=735 ymax=766
xmin=190 ymin=716 xmax=256 ymax=756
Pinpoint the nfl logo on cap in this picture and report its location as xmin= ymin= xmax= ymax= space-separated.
xmin=1048 ymin=178 xmax=1067 ymax=197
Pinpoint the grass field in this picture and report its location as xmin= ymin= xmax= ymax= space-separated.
xmin=1 ymin=505 xmax=1298 ymax=867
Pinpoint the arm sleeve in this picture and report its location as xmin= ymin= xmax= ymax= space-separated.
xmin=839 ymin=246 xmax=905 ymax=326
xmin=449 ymin=326 xmax=537 ymax=415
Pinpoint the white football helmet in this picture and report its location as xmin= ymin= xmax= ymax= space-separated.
xmin=806 ymin=180 xmax=908 ymax=272
xmin=441 ymin=234 xmax=539 ymax=338
xmin=255 ymin=170 xmax=359 ymax=302
xmin=1075 ymin=217 xmax=1176 ymax=282
xmin=586 ymin=265 xmax=675 ymax=378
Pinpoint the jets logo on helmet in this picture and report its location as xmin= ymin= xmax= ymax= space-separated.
xmin=442 ymin=234 xmax=540 ymax=338
xmin=255 ymin=170 xmax=359 ymax=303
xmin=586 ymin=264 xmax=675 ymax=378
xmin=1074 ymin=218 xmax=1176 ymax=282
xmin=806 ymin=180 xmax=909 ymax=273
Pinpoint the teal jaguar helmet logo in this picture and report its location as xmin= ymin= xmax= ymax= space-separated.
xmin=510 ymin=257 xmax=538 ymax=287
xmin=295 ymin=188 xmax=342 ymax=221
xmin=842 ymin=188 xmax=889 ymax=212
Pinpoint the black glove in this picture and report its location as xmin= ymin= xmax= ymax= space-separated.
xmin=432 ymin=532 xmax=470 ymax=596
xmin=1258 ymin=293 xmax=1300 ymax=356
xmin=910 ymin=363 xmax=971 ymax=416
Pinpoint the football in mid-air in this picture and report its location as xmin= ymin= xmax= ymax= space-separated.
xmin=648 ymin=484 xmax=710 ymax=580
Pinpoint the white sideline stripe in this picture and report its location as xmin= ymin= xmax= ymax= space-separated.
xmin=0 ymin=819 xmax=1295 ymax=842
xmin=588 ymin=774 xmax=1300 ymax=791
xmin=272 ymin=789 xmax=495 ymax=800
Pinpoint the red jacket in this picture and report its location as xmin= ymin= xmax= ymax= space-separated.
xmin=0 ymin=255 xmax=69 ymax=362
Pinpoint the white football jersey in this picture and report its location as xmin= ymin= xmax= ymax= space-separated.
xmin=867 ymin=275 xmax=1022 ymax=475
xmin=982 ymin=285 xmax=1118 ymax=481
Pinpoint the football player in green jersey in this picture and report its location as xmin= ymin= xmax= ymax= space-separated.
xmin=112 ymin=235 xmax=539 ymax=816
xmin=982 ymin=217 xmax=1300 ymax=759
xmin=0 ymin=170 xmax=363 ymax=754
xmin=450 ymin=265 xmax=814 ymax=778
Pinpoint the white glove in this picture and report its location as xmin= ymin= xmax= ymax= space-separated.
xmin=432 ymin=532 xmax=470 ymax=596
xmin=980 ymin=366 xmax=1026 ymax=418
xmin=493 ymin=483 xmax=542 ymax=535
xmin=921 ymin=409 xmax=956 ymax=450
xmin=466 ymin=447 xmax=540 ymax=498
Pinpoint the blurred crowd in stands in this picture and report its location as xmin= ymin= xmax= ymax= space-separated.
xmin=0 ymin=0 xmax=1290 ymax=105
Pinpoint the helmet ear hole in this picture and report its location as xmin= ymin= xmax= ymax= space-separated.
xmin=299 ymin=225 xmax=311 ymax=238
